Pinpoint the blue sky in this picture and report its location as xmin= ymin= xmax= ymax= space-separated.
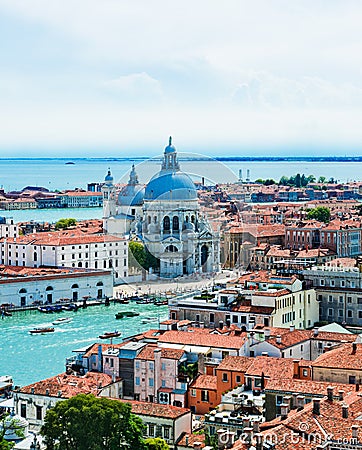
xmin=0 ymin=0 xmax=362 ymax=157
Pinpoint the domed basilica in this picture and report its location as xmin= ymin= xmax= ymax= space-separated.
xmin=102 ymin=138 xmax=220 ymax=278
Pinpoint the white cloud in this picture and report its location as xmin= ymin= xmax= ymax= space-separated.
xmin=0 ymin=0 xmax=362 ymax=154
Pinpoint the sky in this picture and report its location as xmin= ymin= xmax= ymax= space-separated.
xmin=0 ymin=0 xmax=362 ymax=157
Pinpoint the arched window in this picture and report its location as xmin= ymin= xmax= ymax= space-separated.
xmin=163 ymin=216 xmax=170 ymax=231
xmin=45 ymin=286 xmax=53 ymax=291
xmin=78 ymin=262 xmax=82 ymax=267
xmin=153 ymin=216 xmax=157 ymax=223
xmin=19 ymin=288 xmax=27 ymax=294
xmin=201 ymin=245 xmax=208 ymax=266
xmin=191 ymin=215 xmax=195 ymax=224
xmin=71 ymin=284 xmax=79 ymax=289
xmin=172 ymin=216 xmax=179 ymax=231
xmin=185 ymin=216 xmax=189 ymax=223
xmin=165 ymin=245 xmax=178 ymax=253
xmin=96 ymin=281 xmax=104 ymax=286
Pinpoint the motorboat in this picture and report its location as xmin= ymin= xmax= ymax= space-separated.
xmin=29 ymin=327 xmax=55 ymax=334
xmin=141 ymin=317 xmax=158 ymax=324
xmin=115 ymin=311 xmax=140 ymax=319
xmin=98 ymin=331 xmax=122 ymax=339
xmin=52 ymin=317 xmax=72 ymax=325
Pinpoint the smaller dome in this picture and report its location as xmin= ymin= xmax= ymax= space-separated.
xmin=117 ymin=184 xmax=145 ymax=207
xmin=104 ymin=169 xmax=113 ymax=183
xmin=164 ymin=136 xmax=176 ymax=154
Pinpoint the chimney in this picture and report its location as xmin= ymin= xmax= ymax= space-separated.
xmin=276 ymin=335 xmax=282 ymax=344
xmin=253 ymin=419 xmax=260 ymax=433
xmin=30 ymin=387 xmax=35 ymax=394
xmin=352 ymin=425 xmax=359 ymax=440
xmin=297 ymin=395 xmax=305 ymax=408
xmin=291 ymin=392 xmax=298 ymax=409
xmin=339 ymin=390 xmax=344 ymax=401
xmin=280 ymin=403 xmax=289 ymax=420
xmin=327 ymin=386 xmax=334 ymax=402
xmin=342 ymin=404 xmax=349 ymax=419
xmin=313 ymin=327 xmax=319 ymax=337
xmin=45 ymin=389 xmax=49 ymax=396
xmin=352 ymin=343 xmax=357 ymax=354
xmin=293 ymin=360 xmax=300 ymax=378
xmin=264 ymin=328 xmax=271 ymax=340
xmin=289 ymin=325 xmax=295 ymax=332
xmin=313 ymin=398 xmax=320 ymax=415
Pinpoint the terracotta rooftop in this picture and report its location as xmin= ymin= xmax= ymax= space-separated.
xmin=19 ymin=372 xmax=114 ymax=398
xmin=312 ymin=342 xmax=362 ymax=370
xmin=135 ymin=344 xmax=185 ymax=361
xmin=216 ymin=356 xmax=254 ymax=372
xmin=158 ymin=330 xmax=247 ymax=350
xmin=246 ymin=356 xmax=295 ymax=379
xmin=190 ymin=374 xmax=217 ymax=390
xmin=116 ymin=399 xmax=190 ymax=419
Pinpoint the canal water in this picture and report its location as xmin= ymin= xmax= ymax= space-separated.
xmin=0 ymin=302 xmax=168 ymax=387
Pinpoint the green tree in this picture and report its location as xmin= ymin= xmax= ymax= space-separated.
xmin=129 ymin=241 xmax=146 ymax=270
xmin=40 ymin=394 xmax=145 ymax=450
xmin=318 ymin=176 xmax=327 ymax=184
xmin=295 ymin=173 xmax=301 ymax=188
xmin=144 ymin=437 xmax=169 ymax=450
xmin=307 ymin=206 xmax=330 ymax=223
xmin=54 ymin=218 xmax=77 ymax=230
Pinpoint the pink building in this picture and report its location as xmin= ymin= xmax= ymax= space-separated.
xmin=133 ymin=344 xmax=188 ymax=407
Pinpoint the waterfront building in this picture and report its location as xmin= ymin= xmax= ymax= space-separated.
xmin=0 ymin=231 xmax=128 ymax=285
xmin=60 ymin=190 xmax=103 ymax=208
xmin=0 ymin=265 xmax=112 ymax=307
xmin=0 ymin=217 xmax=18 ymax=239
xmin=102 ymin=137 xmax=220 ymax=278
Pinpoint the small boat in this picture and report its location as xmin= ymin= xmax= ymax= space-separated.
xmin=119 ymin=299 xmax=129 ymax=304
xmin=115 ymin=311 xmax=140 ymax=319
xmin=65 ymin=161 xmax=75 ymax=165
xmin=52 ymin=317 xmax=72 ymax=325
xmin=141 ymin=317 xmax=158 ymax=324
xmin=63 ymin=304 xmax=78 ymax=311
xmin=1 ymin=311 xmax=12 ymax=317
xmin=99 ymin=331 xmax=121 ymax=339
xmin=154 ymin=300 xmax=168 ymax=306
xmin=29 ymin=327 xmax=55 ymax=334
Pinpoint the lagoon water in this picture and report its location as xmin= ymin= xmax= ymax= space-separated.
xmin=0 ymin=302 xmax=168 ymax=387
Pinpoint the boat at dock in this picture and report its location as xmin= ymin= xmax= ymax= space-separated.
xmin=141 ymin=317 xmax=158 ymax=324
xmin=98 ymin=331 xmax=121 ymax=339
xmin=115 ymin=311 xmax=140 ymax=319
xmin=52 ymin=317 xmax=72 ymax=325
xmin=29 ymin=327 xmax=55 ymax=334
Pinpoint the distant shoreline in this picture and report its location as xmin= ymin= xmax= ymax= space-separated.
xmin=1 ymin=156 xmax=362 ymax=162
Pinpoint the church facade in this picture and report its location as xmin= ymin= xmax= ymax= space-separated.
xmin=102 ymin=138 xmax=220 ymax=278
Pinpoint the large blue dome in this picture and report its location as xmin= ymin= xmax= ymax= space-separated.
xmin=144 ymin=171 xmax=197 ymax=201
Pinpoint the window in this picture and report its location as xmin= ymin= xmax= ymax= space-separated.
xmin=232 ymin=315 xmax=238 ymax=323
xmin=164 ymin=427 xmax=170 ymax=440
xmin=359 ymin=311 xmax=362 ymax=319
xmin=328 ymin=295 xmax=333 ymax=302
xmin=36 ymin=405 xmax=42 ymax=421
xmin=236 ymin=375 xmax=241 ymax=383
xmin=135 ymin=361 xmax=140 ymax=369
xmin=341 ymin=280 xmax=345 ymax=287
xmin=338 ymin=309 xmax=343 ymax=317
xmin=303 ymin=369 xmax=308 ymax=377
xmin=210 ymin=313 xmax=215 ymax=323
xmin=347 ymin=310 xmax=353 ymax=318
xmin=149 ymin=378 xmax=154 ymax=387
xmin=161 ymin=362 xmax=166 ymax=371
xmin=328 ymin=308 xmax=333 ymax=316
xmin=20 ymin=403 xmax=26 ymax=418
xmin=191 ymin=389 xmax=196 ymax=397
xmin=222 ymin=373 xmax=228 ymax=382
xmin=320 ymin=279 xmax=325 ymax=286
xmin=135 ymin=377 xmax=140 ymax=386
xmin=149 ymin=362 xmax=154 ymax=371
xmin=339 ymin=296 xmax=344 ymax=303
xmin=201 ymin=390 xmax=209 ymax=402
xmin=148 ymin=424 xmax=155 ymax=437
xmin=347 ymin=296 xmax=352 ymax=303
xmin=161 ymin=380 xmax=166 ymax=387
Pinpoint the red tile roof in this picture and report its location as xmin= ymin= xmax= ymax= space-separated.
xmin=158 ymin=330 xmax=247 ymax=350
xmin=190 ymin=375 xmax=217 ymax=390
xmin=135 ymin=344 xmax=185 ymax=361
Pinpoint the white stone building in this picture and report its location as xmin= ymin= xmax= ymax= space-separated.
xmin=0 ymin=232 xmax=128 ymax=285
